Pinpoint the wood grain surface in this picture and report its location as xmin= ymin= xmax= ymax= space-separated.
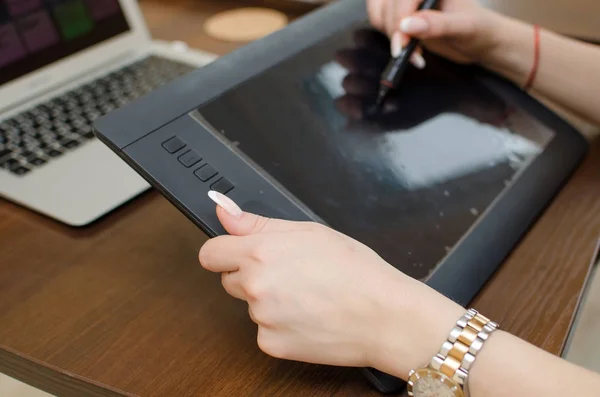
xmin=1 ymin=1 xmax=599 ymax=396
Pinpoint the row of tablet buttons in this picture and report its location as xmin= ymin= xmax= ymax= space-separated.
xmin=161 ymin=136 xmax=234 ymax=194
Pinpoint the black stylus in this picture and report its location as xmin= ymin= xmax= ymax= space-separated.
xmin=372 ymin=0 xmax=440 ymax=112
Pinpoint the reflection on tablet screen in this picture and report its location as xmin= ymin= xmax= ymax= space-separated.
xmin=196 ymin=25 xmax=555 ymax=280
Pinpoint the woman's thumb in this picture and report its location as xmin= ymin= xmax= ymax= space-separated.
xmin=399 ymin=10 xmax=477 ymax=39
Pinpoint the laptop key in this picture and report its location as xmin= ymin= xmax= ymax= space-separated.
xmin=86 ymin=111 xmax=101 ymax=121
xmin=67 ymin=107 xmax=84 ymax=117
xmin=19 ymin=151 xmax=34 ymax=160
xmin=80 ymin=93 xmax=94 ymax=104
xmin=22 ymin=136 xmax=37 ymax=146
xmin=4 ymin=158 xmax=19 ymax=168
xmin=3 ymin=125 xmax=18 ymax=135
xmin=21 ymin=126 xmax=37 ymax=137
xmin=13 ymin=114 xmax=27 ymax=125
xmin=17 ymin=119 xmax=34 ymax=129
xmin=81 ymin=128 xmax=95 ymax=140
xmin=51 ymin=112 xmax=68 ymax=122
xmin=29 ymin=157 xmax=47 ymax=166
xmin=44 ymin=148 xmax=63 ymax=158
xmin=55 ymin=126 xmax=72 ymax=137
xmin=38 ymin=120 xmax=54 ymax=131
xmin=35 ymin=115 xmax=51 ymax=125
xmin=59 ymin=139 xmax=80 ymax=149
xmin=71 ymin=117 xmax=87 ymax=129
xmin=10 ymin=165 xmax=31 ymax=175
xmin=38 ymin=127 xmax=54 ymax=137
xmin=100 ymin=104 xmax=115 ymax=113
xmin=0 ymin=148 xmax=12 ymax=160
xmin=115 ymin=97 xmax=129 ymax=107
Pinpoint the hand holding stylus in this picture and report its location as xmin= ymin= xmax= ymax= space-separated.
xmin=367 ymin=0 xmax=499 ymax=67
xmin=332 ymin=28 xmax=508 ymax=126
xmin=372 ymin=0 xmax=441 ymax=110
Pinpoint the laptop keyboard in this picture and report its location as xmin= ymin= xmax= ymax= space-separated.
xmin=0 ymin=56 xmax=195 ymax=176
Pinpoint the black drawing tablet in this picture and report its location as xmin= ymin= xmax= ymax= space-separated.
xmin=95 ymin=0 xmax=587 ymax=393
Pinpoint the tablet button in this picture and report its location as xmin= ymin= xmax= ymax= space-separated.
xmin=194 ymin=164 xmax=218 ymax=181
xmin=162 ymin=136 xmax=186 ymax=153
xmin=178 ymin=150 xmax=202 ymax=168
xmin=211 ymin=177 xmax=234 ymax=195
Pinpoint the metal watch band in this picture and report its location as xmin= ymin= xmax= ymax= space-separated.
xmin=430 ymin=308 xmax=499 ymax=386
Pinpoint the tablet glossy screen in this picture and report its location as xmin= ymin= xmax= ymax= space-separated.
xmin=196 ymin=24 xmax=554 ymax=279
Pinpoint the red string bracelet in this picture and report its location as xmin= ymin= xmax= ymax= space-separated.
xmin=524 ymin=24 xmax=541 ymax=91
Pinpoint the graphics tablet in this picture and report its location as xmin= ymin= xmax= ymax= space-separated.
xmin=94 ymin=0 xmax=588 ymax=393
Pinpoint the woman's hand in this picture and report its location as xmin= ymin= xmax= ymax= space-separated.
xmin=199 ymin=192 xmax=464 ymax=378
xmin=367 ymin=0 xmax=503 ymax=65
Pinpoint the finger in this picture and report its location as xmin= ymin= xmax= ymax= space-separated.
xmin=199 ymin=235 xmax=247 ymax=273
xmin=366 ymin=0 xmax=386 ymax=32
xmin=410 ymin=47 xmax=427 ymax=70
xmin=386 ymin=0 xmax=421 ymax=43
xmin=207 ymin=191 xmax=316 ymax=236
xmin=217 ymin=206 xmax=317 ymax=236
xmin=399 ymin=10 xmax=478 ymax=40
xmin=222 ymin=271 xmax=246 ymax=301
xmin=391 ymin=33 xmax=426 ymax=69
xmin=384 ymin=0 xmax=396 ymax=37
xmin=390 ymin=30 xmax=411 ymax=58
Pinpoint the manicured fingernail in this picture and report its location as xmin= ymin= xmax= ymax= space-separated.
xmin=391 ymin=31 xmax=402 ymax=58
xmin=208 ymin=191 xmax=243 ymax=218
xmin=400 ymin=16 xmax=429 ymax=34
xmin=411 ymin=52 xmax=426 ymax=69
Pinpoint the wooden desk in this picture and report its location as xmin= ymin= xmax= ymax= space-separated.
xmin=1 ymin=1 xmax=600 ymax=396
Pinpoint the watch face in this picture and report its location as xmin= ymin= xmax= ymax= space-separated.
xmin=407 ymin=368 xmax=464 ymax=397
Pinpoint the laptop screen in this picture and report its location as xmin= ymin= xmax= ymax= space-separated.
xmin=0 ymin=0 xmax=130 ymax=86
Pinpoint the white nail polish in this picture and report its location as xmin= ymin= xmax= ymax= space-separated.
xmin=208 ymin=191 xmax=243 ymax=217
xmin=400 ymin=16 xmax=429 ymax=34
xmin=411 ymin=53 xmax=426 ymax=69
xmin=400 ymin=17 xmax=413 ymax=33
xmin=391 ymin=31 xmax=402 ymax=58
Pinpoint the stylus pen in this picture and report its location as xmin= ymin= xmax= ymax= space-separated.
xmin=373 ymin=0 xmax=440 ymax=111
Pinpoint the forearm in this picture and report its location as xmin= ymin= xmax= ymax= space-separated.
xmin=467 ymin=330 xmax=600 ymax=397
xmin=372 ymin=281 xmax=600 ymax=397
xmin=483 ymin=13 xmax=600 ymax=126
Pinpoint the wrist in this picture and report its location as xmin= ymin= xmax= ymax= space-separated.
xmin=368 ymin=276 xmax=465 ymax=379
xmin=478 ymin=12 xmax=537 ymax=86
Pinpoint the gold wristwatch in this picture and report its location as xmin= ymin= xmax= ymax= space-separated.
xmin=407 ymin=308 xmax=498 ymax=397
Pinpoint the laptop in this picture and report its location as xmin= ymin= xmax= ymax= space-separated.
xmin=0 ymin=0 xmax=216 ymax=226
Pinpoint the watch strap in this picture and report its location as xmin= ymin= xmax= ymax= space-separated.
xmin=430 ymin=308 xmax=499 ymax=386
